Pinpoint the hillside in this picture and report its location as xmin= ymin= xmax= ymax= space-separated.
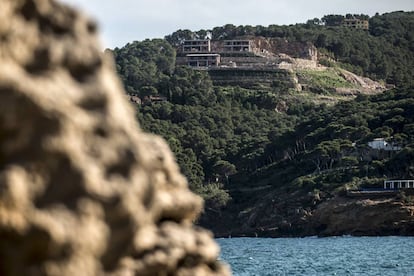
xmin=111 ymin=11 xmax=414 ymax=237
xmin=199 ymin=88 xmax=414 ymax=237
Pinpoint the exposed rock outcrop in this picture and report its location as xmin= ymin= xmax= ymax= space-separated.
xmin=337 ymin=69 xmax=387 ymax=94
xmin=311 ymin=197 xmax=414 ymax=236
xmin=249 ymin=37 xmax=318 ymax=61
xmin=201 ymin=187 xmax=414 ymax=238
xmin=0 ymin=0 xmax=229 ymax=275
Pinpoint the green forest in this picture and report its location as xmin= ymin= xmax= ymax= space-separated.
xmin=110 ymin=11 xmax=414 ymax=211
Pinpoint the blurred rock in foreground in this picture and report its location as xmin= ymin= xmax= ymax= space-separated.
xmin=0 ymin=0 xmax=229 ymax=275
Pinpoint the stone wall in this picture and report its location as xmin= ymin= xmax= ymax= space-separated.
xmin=0 ymin=0 xmax=229 ymax=275
xmin=208 ymin=68 xmax=296 ymax=89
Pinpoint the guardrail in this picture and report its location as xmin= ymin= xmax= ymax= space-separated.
xmin=384 ymin=180 xmax=414 ymax=189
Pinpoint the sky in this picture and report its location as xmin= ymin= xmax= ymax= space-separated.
xmin=61 ymin=0 xmax=414 ymax=49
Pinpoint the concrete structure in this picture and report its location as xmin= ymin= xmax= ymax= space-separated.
xmin=368 ymin=138 xmax=401 ymax=151
xmin=128 ymin=95 xmax=142 ymax=105
xmin=342 ymin=19 xmax=369 ymax=30
xmin=182 ymin=39 xmax=211 ymax=52
xmin=384 ymin=180 xmax=414 ymax=189
xmin=223 ymin=40 xmax=252 ymax=52
xmin=143 ymin=95 xmax=167 ymax=104
xmin=187 ymin=53 xmax=220 ymax=67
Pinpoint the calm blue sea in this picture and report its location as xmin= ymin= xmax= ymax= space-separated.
xmin=217 ymin=236 xmax=414 ymax=276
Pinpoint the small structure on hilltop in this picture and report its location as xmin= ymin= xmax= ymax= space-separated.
xmin=384 ymin=180 xmax=414 ymax=189
xmin=342 ymin=18 xmax=369 ymax=30
xmin=368 ymin=138 xmax=402 ymax=151
xmin=143 ymin=95 xmax=168 ymax=105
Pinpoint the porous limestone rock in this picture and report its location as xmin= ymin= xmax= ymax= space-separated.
xmin=0 ymin=0 xmax=230 ymax=275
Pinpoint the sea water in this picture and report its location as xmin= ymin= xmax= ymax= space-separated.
xmin=217 ymin=236 xmax=414 ymax=275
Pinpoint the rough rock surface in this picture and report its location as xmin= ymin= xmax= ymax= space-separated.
xmin=311 ymin=197 xmax=414 ymax=236
xmin=338 ymin=69 xmax=387 ymax=93
xmin=200 ymin=187 xmax=414 ymax=238
xmin=0 ymin=0 xmax=229 ymax=275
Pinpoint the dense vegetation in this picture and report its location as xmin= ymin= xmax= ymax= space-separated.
xmin=166 ymin=11 xmax=414 ymax=87
xmin=253 ymin=88 xmax=414 ymax=193
xmin=112 ymin=11 xmax=414 ymax=210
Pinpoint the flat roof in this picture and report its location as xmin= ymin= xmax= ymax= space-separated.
xmin=186 ymin=54 xmax=220 ymax=57
xmin=224 ymin=40 xmax=251 ymax=42
xmin=183 ymin=39 xmax=210 ymax=42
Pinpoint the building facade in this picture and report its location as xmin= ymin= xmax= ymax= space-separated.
xmin=182 ymin=40 xmax=211 ymax=53
xmin=342 ymin=19 xmax=369 ymax=30
xmin=186 ymin=54 xmax=221 ymax=67
xmin=368 ymin=138 xmax=401 ymax=151
xmin=223 ymin=40 xmax=252 ymax=52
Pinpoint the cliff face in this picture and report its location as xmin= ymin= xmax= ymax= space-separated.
xmin=311 ymin=197 xmax=414 ymax=236
xmin=251 ymin=37 xmax=318 ymax=61
xmin=200 ymin=188 xmax=414 ymax=238
xmin=0 ymin=0 xmax=229 ymax=275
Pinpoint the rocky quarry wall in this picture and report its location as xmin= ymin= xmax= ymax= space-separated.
xmin=251 ymin=37 xmax=318 ymax=61
xmin=0 ymin=0 xmax=229 ymax=275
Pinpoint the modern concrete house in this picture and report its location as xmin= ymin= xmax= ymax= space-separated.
xmin=368 ymin=138 xmax=401 ymax=151
xmin=223 ymin=40 xmax=252 ymax=52
xmin=384 ymin=180 xmax=414 ymax=189
xmin=186 ymin=53 xmax=221 ymax=67
xmin=182 ymin=40 xmax=211 ymax=53
xmin=342 ymin=19 xmax=369 ymax=30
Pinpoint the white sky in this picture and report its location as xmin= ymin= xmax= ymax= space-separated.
xmin=61 ymin=0 xmax=414 ymax=49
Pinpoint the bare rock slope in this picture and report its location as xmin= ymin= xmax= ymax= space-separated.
xmin=0 ymin=0 xmax=229 ymax=275
xmin=311 ymin=197 xmax=414 ymax=236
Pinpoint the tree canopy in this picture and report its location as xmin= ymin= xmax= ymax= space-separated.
xmin=113 ymin=11 xmax=414 ymax=209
